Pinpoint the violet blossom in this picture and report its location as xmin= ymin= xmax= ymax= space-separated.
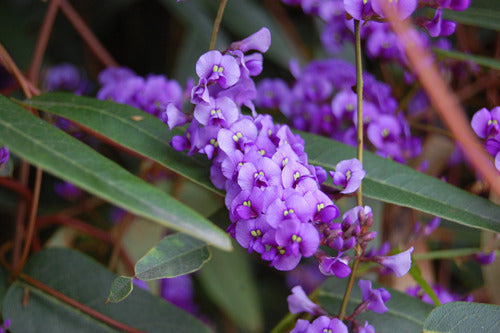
xmin=287 ymin=285 xmax=323 ymax=315
xmin=0 ymin=146 xmax=9 ymax=167
xmin=330 ymin=158 xmax=366 ymax=194
xmin=358 ymin=279 xmax=391 ymax=314
xmin=308 ymin=316 xmax=348 ymax=333
xmin=374 ymin=247 xmax=414 ymax=277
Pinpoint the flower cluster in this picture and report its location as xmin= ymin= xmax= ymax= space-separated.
xmin=172 ymin=28 xmax=341 ymax=271
xmin=287 ymin=279 xmax=390 ymax=332
xmin=256 ymin=59 xmax=422 ymax=162
xmin=97 ymin=66 xmax=185 ymax=121
xmin=471 ymin=107 xmax=500 ymax=172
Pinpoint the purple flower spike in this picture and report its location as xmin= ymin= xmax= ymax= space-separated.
xmin=309 ymin=316 xmax=348 ymax=333
xmin=372 ymin=0 xmax=417 ymax=20
xmin=196 ymin=50 xmax=240 ymax=89
xmin=376 ymin=247 xmax=414 ymax=277
xmin=287 ymin=285 xmax=321 ymax=315
xmin=473 ymin=251 xmax=496 ymax=265
xmin=229 ymin=27 xmax=271 ymax=53
xmin=330 ymin=158 xmax=366 ymax=194
xmin=359 ymin=279 xmax=391 ymax=314
xmin=0 ymin=146 xmax=9 ymax=167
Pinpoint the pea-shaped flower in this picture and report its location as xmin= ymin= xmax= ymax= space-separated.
xmin=330 ymin=158 xmax=366 ymax=194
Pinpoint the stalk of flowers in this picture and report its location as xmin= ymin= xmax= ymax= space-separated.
xmin=256 ymin=59 xmax=422 ymax=163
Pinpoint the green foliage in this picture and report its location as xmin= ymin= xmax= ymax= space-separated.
xmin=107 ymin=276 xmax=133 ymax=303
xmin=135 ymin=233 xmax=210 ymax=281
xmin=0 ymin=95 xmax=230 ymax=250
xmin=2 ymin=248 xmax=211 ymax=332
xmin=423 ymin=302 xmax=500 ymax=332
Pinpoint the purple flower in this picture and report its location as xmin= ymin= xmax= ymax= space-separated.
xmin=229 ymin=27 xmax=271 ymax=53
xmin=287 ymin=285 xmax=321 ymax=315
xmin=290 ymin=319 xmax=311 ymax=333
xmin=473 ymin=251 xmax=496 ymax=265
xmin=441 ymin=0 xmax=470 ymax=11
xmin=159 ymin=103 xmax=188 ymax=130
xmin=194 ymin=96 xmax=239 ymax=127
xmin=330 ymin=158 xmax=366 ymax=194
xmin=255 ymin=78 xmax=290 ymax=109
xmin=308 ymin=316 xmax=348 ymax=333
xmin=54 ymin=181 xmax=83 ymax=201
xmin=0 ymin=318 xmax=11 ymax=333
xmin=137 ymin=74 xmax=183 ymax=115
xmin=375 ymin=247 xmax=414 ymax=277
xmin=359 ymin=279 xmax=391 ymax=314
xmin=357 ymin=321 xmax=376 ymax=333
xmin=471 ymin=107 xmax=500 ymax=139
xmin=44 ymin=63 xmax=83 ymax=92
xmin=317 ymin=252 xmax=352 ymax=278
xmin=275 ymin=218 xmax=320 ymax=258
xmin=234 ymin=215 xmax=272 ymax=254
xmin=237 ymin=156 xmax=281 ymax=190
xmin=0 ymin=146 xmax=9 ymax=167
xmin=406 ymin=283 xmax=473 ymax=304
xmin=371 ymin=0 xmax=417 ymax=20
xmin=195 ymin=50 xmax=240 ymax=89
xmin=424 ymin=9 xmax=456 ymax=37
xmin=344 ymin=0 xmax=374 ymax=20
xmin=161 ymin=274 xmax=197 ymax=314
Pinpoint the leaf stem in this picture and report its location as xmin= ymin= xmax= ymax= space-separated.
xmin=209 ymin=0 xmax=228 ymax=50
xmin=338 ymin=19 xmax=364 ymax=321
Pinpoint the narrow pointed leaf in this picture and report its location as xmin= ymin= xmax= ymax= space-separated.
xmin=22 ymin=92 xmax=222 ymax=196
xmin=0 ymin=95 xmax=231 ymax=250
xmin=2 ymin=248 xmax=211 ymax=332
xmin=135 ymin=233 xmax=210 ymax=281
xmin=434 ymin=48 xmax=500 ymax=71
xmin=318 ymin=277 xmax=434 ymax=333
xmin=107 ymin=276 xmax=134 ymax=303
xmin=423 ymin=302 xmax=500 ymax=333
xmin=301 ymin=131 xmax=500 ymax=233
xmin=442 ymin=8 xmax=500 ymax=31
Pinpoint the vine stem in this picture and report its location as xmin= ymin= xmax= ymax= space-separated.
xmin=209 ymin=0 xmax=228 ymax=50
xmin=338 ymin=19 xmax=364 ymax=321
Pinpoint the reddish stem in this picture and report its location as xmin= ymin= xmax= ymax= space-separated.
xmin=59 ymin=0 xmax=118 ymax=68
xmin=0 ymin=177 xmax=33 ymax=205
xmin=20 ymin=273 xmax=145 ymax=333
xmin=27 ymin=0 xmax=62 ymax=86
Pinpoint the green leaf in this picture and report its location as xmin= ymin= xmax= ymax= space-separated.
xmin=423 ymin=302 xmax=500 ymax=333
xmin=2 ymin=248 xmax=211 ymax=332
xmin=409 ymin=262 xmax=441 ymax=307
xmin=107 ymin=276 xmax=133 ymax=303
xmin=301 ymin=131 xmax=500 ymax=233
xmin=434 ymin=48 xmax=500 ymax=71
xmin=318 ymin=278 xmax=434 ymax=333
xmin=22 ymin=92 xmax=222 ymax=197
xmin=0 ymin=95 xmax=231 ymax=250
xmin=135 ymin=233 xmax=211 ymax=281
xmin=442 ymin=8 xmax=500 ymax=31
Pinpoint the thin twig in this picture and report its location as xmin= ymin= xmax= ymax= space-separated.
xmin=59 ymin=0 xmax=118 ymax=67
xmin=27 ymin=0 xmax=62 ymax=86
xmin=209 ymin=0 xmax=228 ymax=50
